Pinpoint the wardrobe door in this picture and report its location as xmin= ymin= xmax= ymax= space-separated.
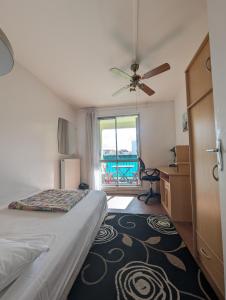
xmin=190 ymin=91 xmax=224 ymax=294
xmin=191 ymin=92 xmax=222 ymax=253
xmin=187 ymin=36 xmax=224 ymax=296
xmin=187 ymin=40 xmax=212 ymax=105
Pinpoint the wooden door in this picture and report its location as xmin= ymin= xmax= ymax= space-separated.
xmin=190 ymin=93 xmax=223 ymax=259
xmin=187 ymin=36 xmax=224 ymax=296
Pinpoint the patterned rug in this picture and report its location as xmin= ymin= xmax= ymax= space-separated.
xmin=68 ymin=213 xmax=218 ymax=300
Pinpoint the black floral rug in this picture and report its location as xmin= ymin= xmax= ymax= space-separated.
xmin=68 ymin=213 xmax=218 ymax=300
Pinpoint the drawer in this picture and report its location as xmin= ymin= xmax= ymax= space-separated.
xmin=196 ymin=233 xmax=224 ymax=296
xmin=187 ymin=39 xmax=212 ymax=105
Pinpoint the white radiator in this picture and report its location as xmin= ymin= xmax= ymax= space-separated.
xmin=60 ymin=158 xmax=80 ymax=189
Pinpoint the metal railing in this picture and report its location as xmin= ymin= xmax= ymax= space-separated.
xmin=100 ymin=159 xmax=139 ymax=186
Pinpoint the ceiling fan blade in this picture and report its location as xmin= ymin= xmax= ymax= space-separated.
xmin=141 ymin=63 xmax=170 ymax=79
xmin=138 ymin=83 xmax=155 ymax=96
xmin=112 ymin=85 xmax=130 ymax=97
xmin=110 ymin=67 xmax=132 ymax=80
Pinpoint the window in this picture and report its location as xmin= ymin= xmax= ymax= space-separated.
xmin=98 ymin=115 xmax=140 ymax=187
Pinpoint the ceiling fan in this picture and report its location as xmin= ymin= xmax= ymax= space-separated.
xmin=110 ymin=62 xmax=170 ymax=97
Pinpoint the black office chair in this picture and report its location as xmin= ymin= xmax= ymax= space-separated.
xmin=137 ymin=157 xmax=160 ymax=204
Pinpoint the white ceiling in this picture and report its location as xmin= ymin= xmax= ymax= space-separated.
xmin=0 ymin=0 xmax=208 ymax=108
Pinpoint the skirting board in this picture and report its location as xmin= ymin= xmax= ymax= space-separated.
xmin=103 ymin=182 xmax=160 ymax=195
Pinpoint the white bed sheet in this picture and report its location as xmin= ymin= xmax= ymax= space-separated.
xmin=0 ymin=190 xmax=107 ymax=300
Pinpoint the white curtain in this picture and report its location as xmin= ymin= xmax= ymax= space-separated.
xmin=57 ymin=118 xmax=68 ymax=154
xmin=86 ymin=108 xmax=101 ymax=190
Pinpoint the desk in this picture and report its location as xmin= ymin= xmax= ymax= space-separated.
xmin=158 ymin=166 xmax=192 ymax=222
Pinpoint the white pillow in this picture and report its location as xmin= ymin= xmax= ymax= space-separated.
xmin=0 ymin=238 xmax=49 ymax=292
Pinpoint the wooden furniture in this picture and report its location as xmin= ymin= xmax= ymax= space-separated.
xmin=60 ymin=158 xmax=80 ymax=189
xmin=159 ymin=145 xmax=192 ymax=223
xmin=186 ymin=35 xmax=224 ymax=298
xmin=175 ymin=145 xmax=189 ymax=162
xmin=159 ymin=145 xmax=193 ymax=254
xmin=174 ymin=145 xmax=190 ymax=173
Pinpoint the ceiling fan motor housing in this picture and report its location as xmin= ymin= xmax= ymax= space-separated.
xmin=131 ymin=63 xmax=139 ymax=73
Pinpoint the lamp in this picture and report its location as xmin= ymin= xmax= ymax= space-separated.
xmin=0 ymin=28 xmax=14 ymax=76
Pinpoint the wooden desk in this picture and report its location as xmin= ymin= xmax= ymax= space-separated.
xmin=158 ymin=166 xmax=192 ymax=222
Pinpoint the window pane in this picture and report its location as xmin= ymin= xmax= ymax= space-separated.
xmin=116 ymin=161 xmax=139 ymax=186
xmin=99 ymin=118 xmax=116 ymax=161
xmin=100 ymin=162 xmax=118 ymax=186
xmin=99 ymin=115 xmax=140 ymax=187
xmin=100 ymin=161 xmax=139 ymax=186
xmin=116 ymin=115 xmax=138 ymax=161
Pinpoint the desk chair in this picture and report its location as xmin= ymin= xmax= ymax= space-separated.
xmin=137 ymin=158 xmax=160 ymax=204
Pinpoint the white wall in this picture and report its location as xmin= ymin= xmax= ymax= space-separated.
xmin=77 ymin=102 xmax=176 ymax=187
xmin=172 ymin=10 xmax=208 ymax=146
xmin=174 ymin=83 xmax=189 ymax=145
xmin=0 ymin=63 xmax=77 ymax=204
xmin=207 ymin=0 xmax=226 ymax=287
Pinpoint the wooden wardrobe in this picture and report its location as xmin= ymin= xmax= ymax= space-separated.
xmin=186 ymin=35 xmax=224 ymax=298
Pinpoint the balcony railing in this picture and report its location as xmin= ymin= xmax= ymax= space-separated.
xmin=100 ymin=155 xmax=139 ymax=186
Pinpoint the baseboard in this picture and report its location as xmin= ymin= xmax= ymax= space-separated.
xmin=102 ymin=187 xmax=146 ymax=196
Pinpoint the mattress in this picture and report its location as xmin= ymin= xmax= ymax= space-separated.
xmin=0 ymin=190 xmax=107 ymax=300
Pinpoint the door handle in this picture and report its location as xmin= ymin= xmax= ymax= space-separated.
xmin=199 ymin=248 xmax=211 ymax=260
xmin=206 ymin=148 xmax=219 ymax=153
xmin=212 ymin=164 xmax=219 ymax=181
xmin=205 ymin=139 xmax=223 ymax=172
xmin=205 ymin=57 xmax=211 ymax=72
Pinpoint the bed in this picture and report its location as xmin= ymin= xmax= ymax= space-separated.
xmin=0 ymin=190 xmax=107 ymax=300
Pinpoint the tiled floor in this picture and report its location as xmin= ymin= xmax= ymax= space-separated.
xmin=107 ymin=195 xmax=165 ymax=215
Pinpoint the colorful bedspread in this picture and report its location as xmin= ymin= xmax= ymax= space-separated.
xmin=8 ymin=189 xmax=89 ymax=212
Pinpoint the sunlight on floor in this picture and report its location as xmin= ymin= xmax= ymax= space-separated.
xmin=107 ymin=196 xmax=134 ymax=209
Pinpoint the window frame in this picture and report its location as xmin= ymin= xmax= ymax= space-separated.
xmin=98 ymin=114 xmax=141 ymax=187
